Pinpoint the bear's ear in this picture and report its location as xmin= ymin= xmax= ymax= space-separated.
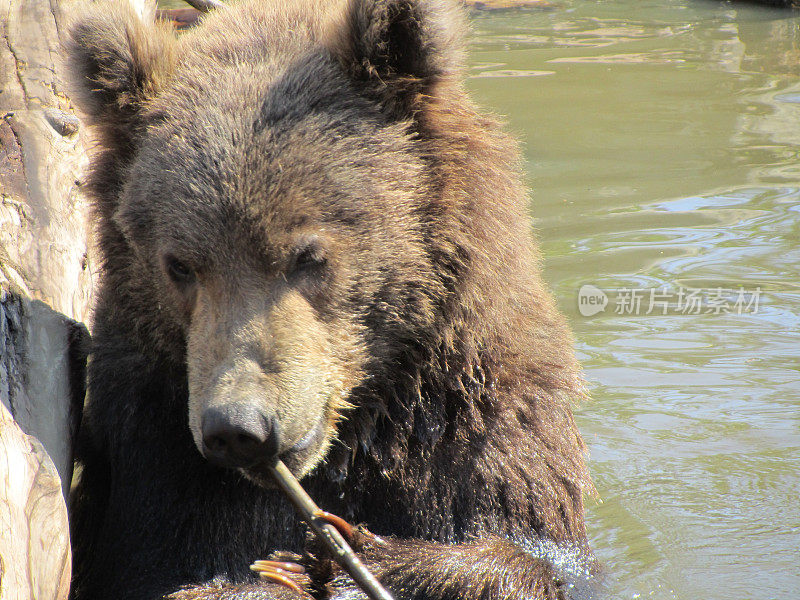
xmin=66 ymin=3 xmax=175 ymax=147
xmin=328 ymin=0 xmax=465 ymax=119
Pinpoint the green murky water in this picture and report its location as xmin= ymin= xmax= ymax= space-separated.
xmin=157 ymin=1 xmax=800 ymax=597
xmin=467 ymin=1 xmax=800 ymax=598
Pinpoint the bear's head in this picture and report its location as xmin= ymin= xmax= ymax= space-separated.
xmin=68 ymin=0 xmax=469 ymax=482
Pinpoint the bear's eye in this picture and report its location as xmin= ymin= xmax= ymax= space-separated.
xmin=165 ymin=256 xmax=196 ymax=286
xmin=291 ymin=236 xmax=326 ymax=275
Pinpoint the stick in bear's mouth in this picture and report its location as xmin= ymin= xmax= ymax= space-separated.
xmin=252 ymin=459 xmax=394 ymax=600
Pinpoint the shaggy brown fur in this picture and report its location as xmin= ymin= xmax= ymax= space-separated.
xmin=66 ymin=0 xmax=597 ymax=599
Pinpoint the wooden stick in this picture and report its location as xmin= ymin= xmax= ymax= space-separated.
xmin=266 ymin=460 xmax=394 ymax=600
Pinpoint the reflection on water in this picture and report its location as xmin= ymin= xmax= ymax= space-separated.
xmin=467 ymin=1 xmax=800 ymax=598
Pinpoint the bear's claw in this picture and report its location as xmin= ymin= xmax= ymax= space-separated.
xmin=250 ymin=560 xmax=310 ymax=597
xmin=312 ymin=510 xmax=389 ymax=553
xmin=312 ymin=510 xmax=355 ymax=541
xmin=251 ymin=560 xmax=306 ymax=574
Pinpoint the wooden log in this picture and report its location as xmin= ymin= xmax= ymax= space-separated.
xmin=0 ymin=286 xmax=89 ymax=600
xmin=0 ymin=0 xmax=95 ymax=482
xmin=0 ymin=290 xmax=88 ymax=499
xmin=0 ymin=380 xmax=73 ymax=600
xmin=0 ymin=0 xmax=97 ymax=597
xmin=0 ymin=0 xmax=95 ymax=324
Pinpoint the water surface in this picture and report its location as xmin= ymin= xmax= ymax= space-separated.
xmin=467 ymin=2 xmax=800 ymax=598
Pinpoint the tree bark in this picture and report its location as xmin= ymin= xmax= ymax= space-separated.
xmin=0 ymin=0 xmax=95 ymax=598
xmin=0 ymin=0 xmax=95 ymax=321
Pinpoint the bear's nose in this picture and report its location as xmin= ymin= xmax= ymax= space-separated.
xmin=201 ymin=404 xmax=280 ymax=468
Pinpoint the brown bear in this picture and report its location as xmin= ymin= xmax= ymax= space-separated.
xmin=66 ymin=0 xmax=597 ymax=599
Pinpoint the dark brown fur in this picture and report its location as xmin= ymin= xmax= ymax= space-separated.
xmin=67 ymin=1 xmax=597 ymax=599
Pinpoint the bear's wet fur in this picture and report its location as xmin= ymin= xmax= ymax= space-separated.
xmin=67 ymin=0 xmax=597 ymax=598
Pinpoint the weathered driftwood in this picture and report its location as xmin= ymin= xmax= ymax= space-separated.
xmin=0 ymin=289 xmax=88 ymax=599
xmin=0 ymin=0 xmax=95 ymax=324
xmin=0 ymin=291 xmax=87 ymax=499
xmin=0 ymin=0 xmax=96 ymax=598
xmin=0 ymin=288 xmax=89 ymax=600
xmin=0 ymin=399 xmax=72 ymax=600
xmin=0 ymin=295 xmax=84 ymax=600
